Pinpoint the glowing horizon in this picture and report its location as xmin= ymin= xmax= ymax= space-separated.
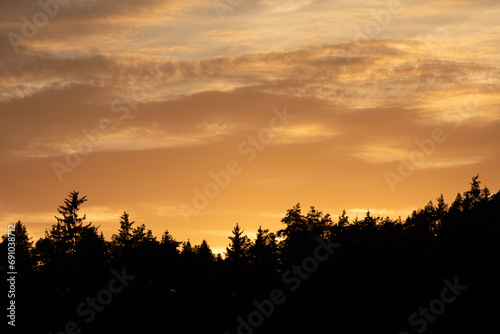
xmin=1 ymin=0 xmax=499 ymax=252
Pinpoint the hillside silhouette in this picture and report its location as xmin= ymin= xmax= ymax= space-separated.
xmin=2 ymin=176 xmax=499 ymax=333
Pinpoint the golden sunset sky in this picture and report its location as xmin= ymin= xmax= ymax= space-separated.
xmin=1 ymin=0 xmax=499 ymax=254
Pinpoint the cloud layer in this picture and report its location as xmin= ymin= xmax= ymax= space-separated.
xmin=1 ymin=0 xmax=499 ymax=250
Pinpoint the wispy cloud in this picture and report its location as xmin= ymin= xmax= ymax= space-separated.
xmin=1 ymin=0 xmax=499 ymax=249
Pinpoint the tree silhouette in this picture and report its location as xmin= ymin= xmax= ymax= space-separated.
xmin=250 ymin=226 xmax=278 ymax=274
xmin=225 ymin=223 xmax=251 ymax=264
xmin=8 ymin=178 xmax=500 ymax=333
xmin=278 ymin=204 xmax=333 ymax=264
xmin=112 ymin=211 xmax=135 ymax=250
xmin=0 ymin=220 xmax=34 ymax=273
xmin=132 ymin=223 xmax=157 ymax=246
xmin=338 ymin=209 xmax=349 ymax=228
xmin=225 ymin=223 xmax=252 ymax=296
xmin=160 ymin=229 xmax=180 ymax=255
xmin=181 ymin=239 xmax=194 ymax=255
xmin=195 ymin=239 xmax=215 ymax=262
xmin=47 ymin=191 xmax=92 ymax=254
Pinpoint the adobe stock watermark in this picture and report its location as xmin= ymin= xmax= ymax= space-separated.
xmin=399 ymin=277 xmax=467 ymax=334
xmin=178 ymin=106 xmax=295 ymax=223
xmin=213 ymin=0 xmax=243 ymax=21
xmin=224 ymin=236 xmax=341 ymax=334
xmin=384 ymin=128 xmax=448 ymax=192
xmin=8 ymin=0 xmax=70 ymax=55
xmin=48 ymin=267 xmax=135 ymax=334
xmin=385 ymin=83 xmax=497 ymax=192
xmin=51 ymin=65 xmax=163 ymax=183
xmin=6 ymin=224 xmax=17 ymax=327
xmin=339 ymin=0 xmax=402 ymax=61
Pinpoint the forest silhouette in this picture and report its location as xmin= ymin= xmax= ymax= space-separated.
xmin=2 ymin=176 xmax=499 ymax=333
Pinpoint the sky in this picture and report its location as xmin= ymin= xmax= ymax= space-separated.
xmin=1 ymin=0 xmax=499 ymax=254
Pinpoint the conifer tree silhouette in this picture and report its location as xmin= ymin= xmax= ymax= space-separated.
xmin=45 ymin=191 xmax=92 ymax=255
xmin=112 ymin=211 xmax=135 ymax=250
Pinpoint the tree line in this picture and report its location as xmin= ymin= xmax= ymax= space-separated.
xmin=1 ymin=175 xmax=499 ymax=333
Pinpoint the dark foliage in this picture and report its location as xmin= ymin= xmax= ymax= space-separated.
xmin=2 ymin=176 xmax=499 ymax=333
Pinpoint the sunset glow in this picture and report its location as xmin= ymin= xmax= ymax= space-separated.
xmin=1 ymin=0 xmax=499 ymax=253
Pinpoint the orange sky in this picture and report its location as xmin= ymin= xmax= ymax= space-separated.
xmin=1 ymin=0 xmax=499 ymax=254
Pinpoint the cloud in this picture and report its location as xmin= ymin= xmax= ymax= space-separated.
xmin=1 ymin=0 xmax=500 ymax=248
xmin=258 ymin=0 xmax=314 ymax=13
xmin=0 ymin=0 xmax=208 ymax=58
xmin=1 ymin=39 xmax=499 ymax=167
